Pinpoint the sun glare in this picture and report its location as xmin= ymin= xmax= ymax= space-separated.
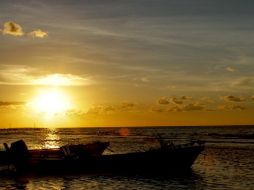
xmin=30 ymin=90 xmax=71 ymax=115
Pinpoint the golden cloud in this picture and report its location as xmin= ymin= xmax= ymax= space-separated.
xmin=1 ymin=21 xmax=48 ymax=39
xmin=223 ymin=95 xmax=245 ymax=102
xmin=0 ymin=65 xmax=92 ymax=86
xmin=2 ymin=21 xmax=24 ymax=36
xmin=154 ymin=96 xmax=209 ymax=113
xmin=180 ymin=96 xmax=192 ymax=100
xmin=158 ymin=97 xmax=169 ymax=105
xmin=28 ymin=29 xmax=48 ymax=38
xmin=31 ymin=74 xmax=91 ymax=86
xmin=218 ymin=104 xmax=246 ymax=111
xmin=0 ymin=101 xmax=26 ymax=110
xmin=87 ymin=102 xmax=139 ymax=115
xmin=0 ymin=101 xmax=25 ymax=106
xmin=150 ymin=106 xmax=166 ymax=113
xmin=167 ymin=106 xmax=183 ymax=112
xmin=66 ymin=109 xmax=86 ymax=117
xmin=157 ymin=96 xmax=192 ymax=105
xmin=120 ymin=102 xmax=136 ymax=111
xmin=182 ymin=103 xmax=205 ymax=111
xmin=226 ymin=66 xmax=236 ymax=72
xmin=87 ymin=105 xmax=115 ymax=115
xmin=170 ymin=97 xmax=183 ymax=105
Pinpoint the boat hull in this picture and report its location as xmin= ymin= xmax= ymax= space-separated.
xmin=25 ymin=145 xmax=204 ymax=174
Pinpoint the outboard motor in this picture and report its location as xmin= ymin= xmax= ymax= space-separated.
xmin=10 ymin=140 xmax=30 ymax=172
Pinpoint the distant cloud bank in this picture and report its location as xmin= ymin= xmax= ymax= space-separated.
xmin=153 ymin=95 xmax=251 ymax=113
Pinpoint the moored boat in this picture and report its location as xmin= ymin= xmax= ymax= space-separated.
xmin=0 ymin=139 xmax=205 ymax=175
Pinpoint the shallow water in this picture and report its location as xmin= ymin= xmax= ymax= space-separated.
xmin=0 ymin=126 xmax=254 ymax=190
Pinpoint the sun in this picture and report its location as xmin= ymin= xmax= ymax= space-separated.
xmin=30 ymin=90 xmax=72 ymax=115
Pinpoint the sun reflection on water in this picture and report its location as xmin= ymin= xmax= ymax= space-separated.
xmin=44 ymin=128 xmax=60 ymax=149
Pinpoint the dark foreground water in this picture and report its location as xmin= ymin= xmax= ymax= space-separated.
xmin=0 ymin=126 xmax=254 ymax=190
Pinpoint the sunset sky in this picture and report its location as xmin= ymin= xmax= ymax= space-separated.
xmin=0 ymin=0 xmax=254 ymax=128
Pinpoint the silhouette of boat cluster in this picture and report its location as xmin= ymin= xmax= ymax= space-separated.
xmin=0 ymin=139 xmax=204 ymax=175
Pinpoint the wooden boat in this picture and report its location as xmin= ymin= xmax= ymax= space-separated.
xmin=0 ymin=139 xmax=204 ymax=175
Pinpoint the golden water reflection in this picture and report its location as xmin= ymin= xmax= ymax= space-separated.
xmin=44 ymin=129 xmax=60 ymax=149
xmin=26 ymin=178 xmax=65 ymax=190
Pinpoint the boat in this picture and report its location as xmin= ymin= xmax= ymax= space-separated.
xmin=0 ymin=139 xmax=205 ymax=175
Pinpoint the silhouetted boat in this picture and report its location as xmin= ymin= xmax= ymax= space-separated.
xmin=0 ymin=139 xmax=204 ymax=175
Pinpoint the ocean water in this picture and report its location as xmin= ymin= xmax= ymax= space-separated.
xmin=0 ymin=126 xmax=254 ymax=190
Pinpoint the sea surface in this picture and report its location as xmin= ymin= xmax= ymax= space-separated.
xmin=0 ymin=126 xmax=254 ymax=190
